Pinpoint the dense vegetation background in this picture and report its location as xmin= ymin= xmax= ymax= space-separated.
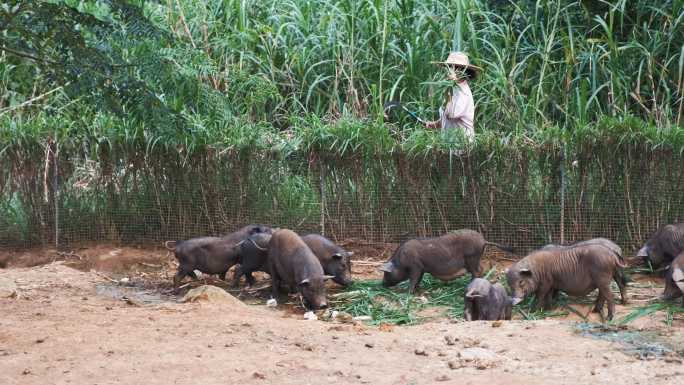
xmin=1 ymin=0 xmax=683 ymax=248
xmin=2 ymin=0 xmax=682 ymax=150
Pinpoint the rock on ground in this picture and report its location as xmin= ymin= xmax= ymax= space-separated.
xmin=451 ymin=347 xmax=502 ymax=370
xmin=0 ymin=277 xmax=17 ymax=298
xmin=181 ymin=285 xmax=245 ymax=306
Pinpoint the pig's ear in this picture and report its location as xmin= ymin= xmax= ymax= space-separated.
xmin=519 ymin=267 xmax=532 ymax=276
xmin=332 ymin=253 xmax=343 ymax=260
xmin=322 ymin=275 xmax=335 ymax=280
xmin=299 ymin=278 xmax=310 ymax=286
xmin=378 ymin=262 xmax=394 ymax=272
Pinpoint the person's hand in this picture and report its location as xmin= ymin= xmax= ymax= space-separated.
xmin=425 ymin=120 xmax=439 ymax=129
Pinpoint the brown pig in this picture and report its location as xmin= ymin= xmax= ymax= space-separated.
xmin=637 ymin=223 xmax=684 ymax=268
xmin=232 ymin=232 xmax=273 ymax=287
xmin=380 ymin=229 xmax=514 ymax=293
xmin=662 ymin=251 xmax=684 ymax=306
xmin=506 ymin=244 xmax=625 ymax=320
xmin=268 ymin=229 xmax=334 ymax=310
xmin=165 ymin=224 xmax=272 ymax=288
xmin=541 ymin=237 xmax=627 ymax=303
xmin=464 ymin=278 xmax=512 ymax=321
xmin=301 ymin=234 xmax=353 ymax=287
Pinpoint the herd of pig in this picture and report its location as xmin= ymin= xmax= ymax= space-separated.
xmin=165 ymin=223 xmax=684 ymax=321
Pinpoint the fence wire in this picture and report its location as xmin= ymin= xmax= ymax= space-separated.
xmin=0 ymin=143 xmax=682 ymax=257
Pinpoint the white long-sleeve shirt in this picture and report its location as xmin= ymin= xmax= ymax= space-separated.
xmin=439 ymin=81 xmax=475 ymax=142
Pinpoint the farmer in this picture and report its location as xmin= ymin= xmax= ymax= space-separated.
xmin=425 ymin=51 xmax=480 ymax=143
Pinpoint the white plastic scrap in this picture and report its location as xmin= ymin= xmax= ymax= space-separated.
xmin=303 ymin=311 xmax=318 ymax=321
xmin=266 ymin=298 xmax=278 ymax=307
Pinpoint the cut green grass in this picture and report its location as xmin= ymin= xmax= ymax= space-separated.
xmin=330 ymin=270 xmax=517 ymax=325
xmin=333 ymin=277 xmax=684 ymax=327
xmin=330 ymin=273 xmax=474 ymax=325
xmin=331 ymin=270 xmax=649 ymax=325
xmin=616 ymin=302 xmax=684 ymax=327
xmin=514 ymin=293 xmax=572 ymax=320
xmin=331 ymin=273 xmax=576 ymax=325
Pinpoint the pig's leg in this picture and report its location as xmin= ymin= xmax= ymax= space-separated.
xmin=270 ymin=270 xmax=281 ymax=303
xmin=173 ymin=271 xmax=185 ymax=288
xmin=231 ymin=266 xmax=244 ymax=287
xmin=245 ymin=272 xmax=256 ymax=286
xmin=173 ymin=265 xmax=194 ymax=288
xmin=592 ymin=294 xmax=605 ymax=314
xmin=544 ymin=289 xmax=557 ymax=309
xmin=479 ymin=300 xmax=490 ymax=320
xmin=662 ymin=275 xmax=681 ymax=300
xmin=599 ymin=284 xmax=614 ymax=321
xmin=464 ymin=298 xmax=474 ymax=321
xmin=535 ymin=285 xmax=552 ymax=310
xmin=408 ymin=270 xmax=424 ymax=294
xmin=614 ymin=270 xmax=628 ymax=304
xmin=223 ymin=262 xmax=237 ymax=281
xmin=497 ymin=308 xmax=505 ymax=321
xmin=503 ymin=302 xmax=513 ymax=320
xmin=465 ymin=257 xmax=482 ymax=279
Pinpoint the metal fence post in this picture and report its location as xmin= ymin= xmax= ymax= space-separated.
xmin=54 ymin=139 xmax=60 ymax=249
xmin=559 ymin=143 xmax=566 ymax=244
xmin=319 ymin=160 xmax=326 ymax=236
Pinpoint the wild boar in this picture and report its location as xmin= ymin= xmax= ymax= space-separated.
xmin=637 ymin=223 xmax=684 ymax=268
xmin=662 ymin=251 xmax=684 ymax=306
xmin=165 ymin=224 xmax=272 ymax=288
xmin=301 ymin=234 xmax=353 ymax=286
xmin=542 ymin=238 xmax=623 ymax=260
xmin=541 ymin=237 xmax=627 ymax=303
xmin=506 ymin=244 xmax=625 ymax=320
xmin=232 ymin=232 xmax=273 ymax=287
xmin=268 ymin=229 xmax=333 ymax=310
xmin=464 ymin=278 xmax=512 ymax=321
xmin=380 ymin=229 xmax=514 ymax=293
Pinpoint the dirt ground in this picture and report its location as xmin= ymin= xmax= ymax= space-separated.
xmin=1 ymin=245 xmax=683 ymax=385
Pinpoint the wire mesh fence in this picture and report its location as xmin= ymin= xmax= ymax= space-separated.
xmin=0 ymin=142 xmax=682 ymax=257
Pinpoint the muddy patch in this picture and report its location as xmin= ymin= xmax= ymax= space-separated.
xmin=96 ymin=282 xmax=177 ymax=305
xmin=576 ymin=323 xmax=684 ymax=360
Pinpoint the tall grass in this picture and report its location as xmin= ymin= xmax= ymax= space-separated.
xmin=141 ymin=0 xmax=684 ymax=130
xmin=2 ymin=1 xmax=682 ymax=153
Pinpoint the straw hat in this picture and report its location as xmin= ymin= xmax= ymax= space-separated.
xmin=432 ymin=51 xmax=481 ymax=79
